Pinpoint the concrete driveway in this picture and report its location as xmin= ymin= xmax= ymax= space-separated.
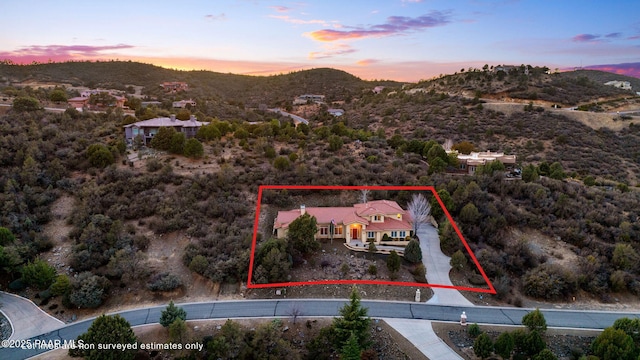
xmin=0 ymin=291 xmax=64 ymax=340
xmin=417 ymin=225 xmax=474 ymax=306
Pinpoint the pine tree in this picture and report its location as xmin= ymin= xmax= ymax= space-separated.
xmin=160 ymin=300 xmax=187 ymax=327
xmin=332 ymin=287 xmax=370 ymax=349
xmin=340 ymin=332 xmax=362 ymax=360
xmin=70 ymin=314 xmax=137 ymax=360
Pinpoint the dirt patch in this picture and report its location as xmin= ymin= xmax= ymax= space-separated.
xmin=512 ymin=228 xmax=579 ymax=270
xmin=432 ymin=321 xmax=600 ymax=360
xmin=248 ymin=240 xmax=434 ymax=302
xmin=41 ymin=195 xmax=75 ymax=274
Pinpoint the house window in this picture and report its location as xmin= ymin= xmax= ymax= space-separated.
xmin=373 ymin=215 xmax=381 ymax=222
xmin=366 ymin=231 xmax=375 ymax=240
xmin=319 ymin=227 xmax=328 ymax=236
xmin=399 ymin=231 xmax=406 ymax=238
xmin=391 ymin=231 xmax=398 ymax=238
xmin=334 ymin=226 xmax=343 ymax=235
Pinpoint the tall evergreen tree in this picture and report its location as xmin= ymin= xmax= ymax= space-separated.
xmin=160 ymin=300 xmax=187 ymax=327
xmin=333 ymin=287 xmax=370 ymax=349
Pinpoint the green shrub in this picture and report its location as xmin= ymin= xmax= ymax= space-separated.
xmin=8 ymin=278 xmax=26 ymax=291
xmin=473 ymin=332 xmax=493 ymax=359
xmin=450 ymin=250 xmax=467 ymax=271
xmin=410 ymin=263 xmax=427 ymax=283
xmin=148 ymin=272 xmax=182 ymax=292
xmin=404 ymin=239 xmax=422 ymax=264
xmin=21 ymin=259 xmax=57 ymax=290
xmin=184 ymin=138 xmax=204 ymax=158
xmin=468 ymin=323 xmax=481 ymax=337
xmin=367 ymin=264 xmax=377 ymax=275
xmin=522 ymin=308 xmax=547 ymax=333
xmin=494 ymin=332 xmax=514 ymax=359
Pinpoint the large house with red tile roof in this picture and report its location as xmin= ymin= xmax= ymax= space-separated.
xmin=274 ymin=200 xmax=413 ymax=245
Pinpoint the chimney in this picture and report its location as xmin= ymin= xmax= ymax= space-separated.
xmin=300 ymin=205 xmax=306 ymax=215
xmin=170 ymin=114 xmax=176 ymax=122
xmin=190 ymin=114 xmax=196 ymax=122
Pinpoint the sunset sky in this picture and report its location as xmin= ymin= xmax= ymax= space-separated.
xmin=1 ymin=0 xmax=639 ymax=81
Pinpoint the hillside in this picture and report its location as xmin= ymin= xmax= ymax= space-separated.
xmin=408 ymin=66 xmax=638 ymax=106
xmin=0 ymin=61 xmax=640 ymax=333
xmin=0 ymin=61 xmax=400 ymax=106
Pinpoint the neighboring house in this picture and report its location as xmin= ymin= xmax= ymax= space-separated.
xmin=327 ymin=108 xmax=344 ymax=117
xmin=161 ymin=82 xmax=189 ymax=92
xmin=172 ymin=99 xmax=197 ymax=108
xmin=372 ymin=86 xmax=385 ymax=94
xmin=67 ymin=96 xmax=89 ymax=109
xmin=448 ymin=150 xmax=517 ymax=175
xmin=274 ymin=200 xmax=413 ymax=245
xmin=123 ymin=114 xmax=208 ymax=145
xmin=604 ymin=80 xmax=632 ymax=91
xmin=67 ymin=93 xmax=126 ymax=110
xmin=79 ymin=89 xmax=122 ymax=98
xmin=141 ymin=101 xmax=163 ymax=108
xmin=293 ymin=94 xmax=325 ymax=105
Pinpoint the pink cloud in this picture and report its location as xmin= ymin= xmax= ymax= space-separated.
xmin=270 ymin=6 xmax=291 ymax=13
xmin=356 ymin=59 xmax=379 ymax=66
xmin=309 ymin=44 xmax=356 ymax=59
xmin=572 ymin=33 xmax=600 ymax=42
xmin=0 ymin=44 xmax=135 ymax=63
xmin=307 ymin=11 xmax=451 ymax=42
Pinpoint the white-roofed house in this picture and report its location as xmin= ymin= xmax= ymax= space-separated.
xmin=123 ymin=114 xmax=208 ymax=146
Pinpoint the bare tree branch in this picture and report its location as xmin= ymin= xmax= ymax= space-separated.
xmin=360 ymin=189 xmax=370 ymax=204
xmin=408 ymin=193 xmax=431 ymax=233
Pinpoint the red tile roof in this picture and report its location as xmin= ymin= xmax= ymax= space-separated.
xmin=274 ymin=200 xmax=412 ymax=231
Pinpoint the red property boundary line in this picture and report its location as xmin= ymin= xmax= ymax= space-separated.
xmin=247 ymin=185 xmax=496 ymax=294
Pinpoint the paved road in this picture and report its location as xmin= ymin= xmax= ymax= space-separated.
xmin=417 ymin=225 xmax=474 ymax=306
xmin=0 ymin=292 xmax=64 ymax=341
xmin=384 ymin=318 xmax=463 ymax=360
xmin=2 ymin=299 xmax=637 ymax=359
xmin=268 ymin=108 xmax=310 ymax=125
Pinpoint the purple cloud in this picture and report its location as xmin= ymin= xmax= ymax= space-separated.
xmin=309 ymin=44 xmax=357 ymax=59
xmin=270 ymin=6 xmax=291 ymax=13
xmin=572 ymin=33 xmax=600 ymax=42
xmin=585 ymin=62 xmax=640 ymax=79
xmin=205 ymin=13 xmax=226 ymax=21
xmin=0 ymin=44 xmax=135 ymax=63
xmin=308 ymin=10 xmax=451 ymax=42
xmin=605 ymin=32 xmax=621 ymax=38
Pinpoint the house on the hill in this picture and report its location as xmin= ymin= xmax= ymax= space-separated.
xmin=172 ymin=99 xmax=197 ymax=108
xmin=274 ymin=200 xmax=413 ymax=246
xmin=327 ymin=108 xmax=344 ymax=116
xmin=447 ymin=150 xmax=516 ymax=175
xmin=67 ymin=90 xmax=127 ymax=110
xmin=604 ymin=80 xmax=632 ymax=91
xmin=161 ymin=82 xmax=189 ymax=92
xmin=293 ymin=94 xmax=325 ymax=105
xmin=123 ymin=114 xmax=208 ymax=145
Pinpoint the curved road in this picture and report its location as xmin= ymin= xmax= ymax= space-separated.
xmin=1 ymin=298 xmax=637 ymax=359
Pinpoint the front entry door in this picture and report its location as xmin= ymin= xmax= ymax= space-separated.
xmin=351 ymin=227 xmax=358 ymax=240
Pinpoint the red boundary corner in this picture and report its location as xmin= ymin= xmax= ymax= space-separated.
xmin=247 ymin=185 xmax=496 ymax=294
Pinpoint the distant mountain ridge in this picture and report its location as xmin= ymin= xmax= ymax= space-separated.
xmin=583 ymin=62 xmax=640 ymax=80
xmin=0 ymin=61 xmax=637 ymax=107
xmin=0 ymin=61 xmax=400 ymax=106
